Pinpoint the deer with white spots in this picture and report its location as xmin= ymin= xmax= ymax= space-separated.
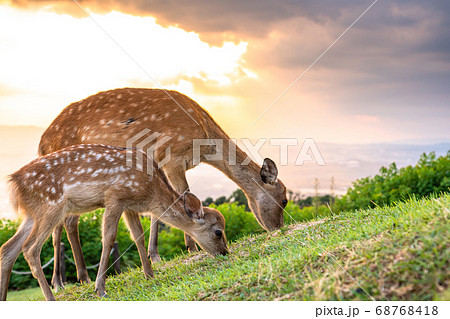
xmin=0 ymin=144 xmax=228 ymax=301
xmin=38 ymin=88 xmax=287 ymax=290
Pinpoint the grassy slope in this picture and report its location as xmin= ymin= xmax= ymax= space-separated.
xmin=55 ymin=194 xmax=449 ymax=301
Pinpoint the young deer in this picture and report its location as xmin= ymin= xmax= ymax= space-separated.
xmin=39 ymin=88 xmax=287 ymax=289
xmin=0 ymin=144 xmax=228 ymax=301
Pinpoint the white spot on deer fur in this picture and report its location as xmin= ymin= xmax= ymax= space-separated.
xmin=117 ymin=94 xmax=122 ymax=99
xmin=151 ymin=114 xmax=156 ymax=120
xmin=87 ymin=167 xmax=93 ymax=173
xmin=69 ymin=176 xmax=75 ymax=182
xmin=164 ymin=112 xmax=169 ymax=118
xmin=60 ymin=158 xmax=64 ymax=164
xmin=177 ymin=136 xmax=185 ymax=141
xmin=100 ymin=119 xmax=105 ymax=125
xmin=125 ymin=181 xmax=132 ymax=187
xmin=92 ymin=169 xmax=103 ymax=177
xmin=130 ymin=174 xmax=135 ymax=179
xmin=81 ymin=154 xmax=86 ymax=160
xmin=51 ymin=187 xmax=56 ymax=194
xmin=45 ymin=164 xmax=51 ymax=170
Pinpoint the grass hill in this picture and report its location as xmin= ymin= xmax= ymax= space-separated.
xmin=55 ymin=194 xmax=449 ymax=301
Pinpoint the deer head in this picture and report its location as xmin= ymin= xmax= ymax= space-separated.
xmin=179 ymin=192 xmax=228 ymax=256
xmin=247 ymin=158 xmax=286 ymax=231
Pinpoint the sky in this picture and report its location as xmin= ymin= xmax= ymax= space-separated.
xmin=0 ymin=0 xmax=450 ymax=218
xmin=0 ymin=0 xmax=449 ymax=144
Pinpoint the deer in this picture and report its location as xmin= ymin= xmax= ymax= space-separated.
xmin=38 ymin=88 xmax=287 ymax=290
xmin=0 ymin=144 xmax=228 ymax=301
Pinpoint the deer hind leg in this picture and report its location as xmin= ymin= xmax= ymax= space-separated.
xmin=64 ymin=215 xmax=90 ymax=284
xmin=0 ymin=217 xmax=34 ymax=301
xmin=51 ymin=224 xmax=64 ymax=291
xmin=123 ymin=211 xmax=154 ymax=278
xmin=95 ymin=203 xmax=122 ymax=298
xmin=23 ymin=211 xmax=64 ymax=301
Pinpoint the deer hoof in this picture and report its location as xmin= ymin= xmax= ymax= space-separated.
xmin=95 ymin=288 xmax=108 ymax=298
xmin=149 ymin=254 xmax=162 ymax=263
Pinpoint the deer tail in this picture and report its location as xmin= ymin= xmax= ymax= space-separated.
xmin=7 ymin=174 xmax=21 ymax=216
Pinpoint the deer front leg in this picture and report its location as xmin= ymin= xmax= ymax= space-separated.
xmin=184 ymin=233 xmax=198 ymax=253
xmin=163 ymin=165 xmax=198 ymax=253
xmin=95 ymin=205 xmax=122 ymax=298
xmin=64 ymin=215 xmax=90 ymax=284
xmin=147 ymin=215 xmax=161 ymax=263
xmin=51 ymin=224 xmax=64 ymax=291
xmin=124 ymin=211 xmax=154 ymax=278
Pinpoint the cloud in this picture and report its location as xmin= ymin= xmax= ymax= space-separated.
xmin=1 ymin=0 xmax=449 ymax=144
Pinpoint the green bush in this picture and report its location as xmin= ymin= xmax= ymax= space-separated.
xmin=209 ymin=202 xmax=264 ymax=241
xmin=283 ymin=202 xmax=332 ymax=224
xmin=0 ymin=210 xmax=146 ymax=290
xmin=335 ymin=151 xmax=450 ymax=211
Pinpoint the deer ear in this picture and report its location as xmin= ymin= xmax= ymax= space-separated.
xmin=260 ymin=158 xmax=278 ymax=184
xmin=184 ymin=192 xmax=204 ymax=220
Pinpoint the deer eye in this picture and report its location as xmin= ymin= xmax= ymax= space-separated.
xmin=281 ymin=199 xmax=288 ymax=208
xmin=215 ymin=230 xmax=223 ymax=238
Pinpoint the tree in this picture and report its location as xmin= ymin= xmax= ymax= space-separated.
xmin=227 ymin=189 xmax=249 ymax=210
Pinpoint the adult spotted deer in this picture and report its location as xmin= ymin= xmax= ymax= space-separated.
xmin=39 ymin=88 xmax=287 ymax=289
xmin=0 ymin=144 xmax=228 ymax=301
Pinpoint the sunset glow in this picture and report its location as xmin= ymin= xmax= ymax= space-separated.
xmin=0 ymin=4 xmax=252 ymax=127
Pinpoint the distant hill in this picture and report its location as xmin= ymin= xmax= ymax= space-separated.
xmin=0 ymin=125 xmax=449 ymax=219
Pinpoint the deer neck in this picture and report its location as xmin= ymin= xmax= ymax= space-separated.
xmin=203 ymin=139 xmax=263 ymax=202
xmin=151 ymin=201 xmax=194 ymax=231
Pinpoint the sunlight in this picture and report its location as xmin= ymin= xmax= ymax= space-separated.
xmin=0 ymin=5 xmax=252 ymax=125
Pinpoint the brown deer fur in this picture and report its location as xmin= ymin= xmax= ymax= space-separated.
xmin=38 ymin=88 xmax=286 ymax=289
xmin=0 ymin=144 xmax=228 ymax=301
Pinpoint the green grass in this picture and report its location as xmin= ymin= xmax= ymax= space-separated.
xmin=7 ymin=287 xmax=43 ymax=301
xmin=50 ymin=194 xmax=449 ymax=300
